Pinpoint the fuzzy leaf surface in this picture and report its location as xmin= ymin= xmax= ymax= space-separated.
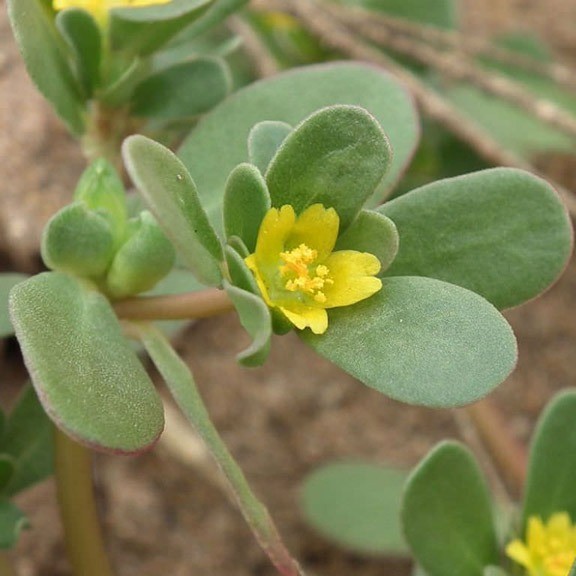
xmin=301 ymin=276 xmax=517 ymax=407
xmin=402 ymin=442 xmax=499 ymax=576
xmin=248 ymin=121 xmax=292 ymax=175
xmin=522 ymin=390 xmax=576 ymax=527
xmin=223 ymin=281 xmax=271 ymax=366
xmin=223 ymin=163 xmax=270 ymax=252
xmin=109 ymin=0 xmax=213 ymax=56
xmin=123 ymin=135 xmax=223 ymax=286
xmin=0 ymin=274 xmax=28 ymax=338
xmin=56 ymin=9 xmax=101 ymax=97
xmin=178 ymin=63 xmax=419 ymax=227
xmin=266 ymin=105 xmax=390 ymax=229
xmin=381 ymin=168 xmax=572 ymax=310
xmin=335 ymin=210 xmax=399 ymax=273
xmin=7 ymin=0 xmax=85 ymax=134
xmin=131 ymin=57 xmax=230 ymax=120
xmin=9 ymin=272 xmax=164 ymax=453
xmin=0 ymin=385 xmax=53 ymax=496
xmin=301 ymin=462 xmax=409 ymax=555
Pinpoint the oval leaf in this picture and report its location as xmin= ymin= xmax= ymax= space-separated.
xmin=301 ymin=276 xmax=517 ymax=407
xmin=123 ymin=135 xmax=223 ymax=286
xmin=0 ymin=274 xmax=28 ymax=338
xmin=301 ymin=462 xmax=409 ymax=555
xmin=109 ymin=0 xmax=213 ymax=56
xmin=7 ymin=0 xmax=85 ymax=134
xmin=178 ymin=62 xmax=419 ymax=228
xmin=223 ymin=163 xmax=270 ymax=252
xmin=402 ymin=442 xmax=499 ymax=576
xmin=522 ymin=390 xmax=576 ymax=527
xmin=248 ymin=121 xmax=292 ymax=175
xmin=131 ymin=57 xmax=230 ymax=120
xmin=0 ymin=500 xmax=28 ymax=550
xmin=335 ymin=209 xmax=399 ymax=274
xmin=9 ymin=272 xmax=164 ymax=453
xmin=380 ymin=168 xmax=573 ymax=310
xmin=266 ymin=105 xmax=391 ymax=229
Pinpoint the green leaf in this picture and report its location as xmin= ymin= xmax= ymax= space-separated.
xmin=224 ymin=246 xmax=259 ymax=295
xmin=0 ymin=274 xmax=29 ymax=338
xmin=123 ymin=135 xmax=223 ymax=287
xmin=266 ymin=105 xmax=391 ymax=229
xmin=570 ymin=558 xmax=576 ymax=576
xmin=0 ymin=500 xmax=28 ymax=549
xmin=301 ymin=462 xmax=409 ymax=555
xmin=41 ymin=203 xmax=116 ymax=278
xmin=131 ymin=57 xmax=230 ymax=120
xmin=484 ymin=568 xmax=510 ymax=576
xmin=178 ymin=62 xmax=420 ymax=227
xmin=248 ymin=121 xmax=292 ymax=175
xmin=55 ymin=8 xmax=101 ymax=97
xmin=522 ymin=390 xmax=576 ymax=527
xmin=0 ymin=385 xmax=53 ymax=496
xmin=177 ymin=0 xmax=249 ymax=40
xmin=339 ymin=0 xmax=457 ymax=28
xmin=335 ymin=210 xmax=399 ymax=274
xmin=402 ymin=442 xmax=499 ymax=576
xmin=301 ymin=276 xmax=517 ymax=407
xmin=0 ymin=457 xmax=15 ymax=494
xmin=10 ymin=272 xmax=164 ymax=453
xmin=7 ymin=0 xmax=85 ymax=135
xmin=109 ymin=0 xmax=214 ymax=56
xmin=223 ymin=281 xmax=271 ymax=366
xmin=380 ymin=168 xmax=572 ymax=310
xmin=223 ymin=163 xmax=270 ymax=252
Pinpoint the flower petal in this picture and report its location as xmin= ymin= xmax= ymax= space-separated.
xmin=280 ymin=305 xmax=328 ymax=334
xmin=505 ymin=540 xmax=533 ymax=569
xmin=323 ymin=250 xmax=382 ymax=308
xmin=287 ymin=204 xmax=339 ymax=261
xmin=254 ymin=205 xmax=295 ymax=269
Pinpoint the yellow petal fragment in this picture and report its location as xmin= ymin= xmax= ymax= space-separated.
xmin=254 ymin=205 xmax=296 ymax=269
xmin=287 ymin=204 xmax=339 ymax=261
xmin=507 ymin=513 xmax=576 ymax=576
xmin=280 ymin=305 xmax=328 ymax=335
xmin=53 ymin=0 xmax=171 ymax=25
xmin=323 ymin=250 xmax=382 ymax=308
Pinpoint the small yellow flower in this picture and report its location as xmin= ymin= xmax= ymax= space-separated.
xmin=506 ymin=513 xmax=576 ymax=576
xmin=53 ymin=0 xmax=171 ymax=25
xmin=245 ymin=204 xmax=382 ymax=335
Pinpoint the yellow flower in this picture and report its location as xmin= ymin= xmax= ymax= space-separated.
xmin=506 ymin=513 xmax=576 ymax=576
xmin=53 ymin=0 xmax=171 ymax=25
xmin=245 ymin=204 xmax=382 ymax=335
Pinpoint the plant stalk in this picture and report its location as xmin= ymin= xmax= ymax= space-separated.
xmin=54 ymin=428 xmax=114 ymax=576
xmin=139 ymin=324 xmax=305 ymax=576
xmin=465 ymin=397 xmax=528 ymax=499
xmin=114 ymin=288 xmax=235 ymax=321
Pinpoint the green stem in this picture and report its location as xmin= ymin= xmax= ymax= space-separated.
xmin=0 ymin=552 xmax=15 ymax=576
xmin=54 ymin=428 xmax=114 ymax=576
xmin=138 ymin=324 xmax=305 ymax=576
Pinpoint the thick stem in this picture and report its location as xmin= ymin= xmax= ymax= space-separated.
xmin=54 ymin=429 xmax=114 ymax=576
xmin=465 ymin=398 xmax=528 ymax=499
xmin=114 ymin=288 xmax=235 ymax=321
xmin=139 ymin=324 xmax=305 ymax=576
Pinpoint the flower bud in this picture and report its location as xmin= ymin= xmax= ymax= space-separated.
xmin=41 ymin=202 xmax=116 ymax=278
xmin=106 ymin=211 xmax=176 ymax=298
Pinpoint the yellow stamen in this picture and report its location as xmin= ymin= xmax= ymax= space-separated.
xmin=280 ymin=243 xmax=333 ymax=303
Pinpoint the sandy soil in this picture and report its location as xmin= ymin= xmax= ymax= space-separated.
xmin=1 ymin=1 xmax=576 ymax=575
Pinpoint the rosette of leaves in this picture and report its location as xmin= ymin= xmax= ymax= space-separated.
xmin=402 ymin=390 xmax=576 ymax=576
xmin=6 ymin=0 xmax=246 ymax=141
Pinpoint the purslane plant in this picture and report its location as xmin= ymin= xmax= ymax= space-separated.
xmin=2 ymin=60 xmax=574 ymax=575
xmin=402 ymin=390 xmax=576 ymax=576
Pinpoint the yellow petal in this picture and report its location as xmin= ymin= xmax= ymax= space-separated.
xmin=245 ymin=254 xmax=275 ymax=309
xmin=280 ymin=305 xmax=328 ymax=335
xmin=286 ymin=204 xmax=339 ymax=261
xmin=528 ymin=516 xmax=547 ymax=551
xmin=505 ymin=540 xmax=533 ymax=569
xmin=254 ymin=205 xmax=295 ymax=269
xmin=548 ymin=512 xmax=572 ymax=536
xmin=323 ymin=250 xmax=382 ymax=308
